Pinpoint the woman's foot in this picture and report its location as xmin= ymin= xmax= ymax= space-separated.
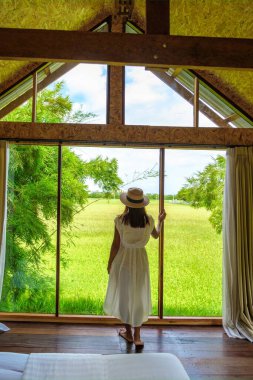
xmin=133 ymin=326 xmax=144 ymax=348
xmin=133 ymin=337 xmax=144 ymax=348
xmin=119 ymin=328 xmax=133 ymax=343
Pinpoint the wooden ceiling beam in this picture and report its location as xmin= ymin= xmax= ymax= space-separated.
xmin=146 ymin=0 xmax=170 ymax=35
xmin=0 ymin=122 xmax=253 ymax=146
xmin=0 ymin=28 xmax=252 ymax=70
xmin=107 ymin=17 xmax=125 ymax=125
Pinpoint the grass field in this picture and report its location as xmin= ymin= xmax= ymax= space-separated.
xmin=58 ymin=199 xmax=222 ymax=317
xmin=1 ymin=199 xmax=222 ymax=316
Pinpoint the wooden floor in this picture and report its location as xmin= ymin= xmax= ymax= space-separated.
xmin=1 ymin=322 xmax=253 ymax=379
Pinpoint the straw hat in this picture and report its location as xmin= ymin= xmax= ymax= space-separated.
xmin=120 ymin=187 xmax=149 ymax=208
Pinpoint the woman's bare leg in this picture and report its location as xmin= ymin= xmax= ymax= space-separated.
xmin=119 ymin=324 xmax=133 ymax=343
xmin=133 ymin=326 xmax=144 ymax=347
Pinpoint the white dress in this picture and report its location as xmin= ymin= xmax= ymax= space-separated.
xmin=103 ymin=215 xmax=154 ymax=327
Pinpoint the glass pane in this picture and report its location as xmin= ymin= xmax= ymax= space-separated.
xmin=125 ymin=66 xmax=193 ymax=127
xmin=38 ymin=63 xmax=107 ymax=124
xmin=199 ymin=111 xmax=220 ymax=128
xmin=198 ymin=81 xmax=253 ymax=128
xmin=164 ymin=149 xmax=225 ymax=316
xmin=60 ymin=147 xmax=159 ymax=315
xmin=0 ymin=144 xmax=57 ymax=313
xmin=1 ymin=99 xmax=32 ymax=122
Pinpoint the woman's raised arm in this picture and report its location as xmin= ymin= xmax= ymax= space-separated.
xmin=151 ymin=209 xmax=166 ymax=239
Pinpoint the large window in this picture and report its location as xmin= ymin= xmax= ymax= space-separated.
xmin=0 ymin=144 xmax=57 ymax=313
xmin=59 ymin=147 xmax=159 ymax=316
xmin=164 ymin=149 xmax=225 ymax=316
xmin=0 ymin=144 xmax=225 ymax=318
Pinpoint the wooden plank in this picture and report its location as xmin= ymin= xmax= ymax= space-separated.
xmin=150 ymin=70 xmax=229 ymax=128
xmin=146 ymin=0 xmax=170 ymax=34
xmin=107 ymin=18 xmax=125 ymax=124
xmin=0 ymin=28 xmax=252 ymax=70
xmin=1 ymin=122 xmax=253 ymax=146
xmin=191 ymin=69 xmax=253 ymax=121
xmin=3 ymin=323 xmax=253 ymax=380
xmin=0 ymin=313 xmax=222 ymax=325
xmin=224 ymin=113 xmax=240 ymax=123
xmin=171 ymin=67 xmax=183 ymax=77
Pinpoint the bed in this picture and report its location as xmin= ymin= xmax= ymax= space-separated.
xmin=0 ymin=352 xmax=190 ymax=380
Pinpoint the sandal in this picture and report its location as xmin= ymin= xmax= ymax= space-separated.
xmin=134 ymin=338 xmax=144 ymax=348
xmin=119 ymin=328 xmax=134 ymax=343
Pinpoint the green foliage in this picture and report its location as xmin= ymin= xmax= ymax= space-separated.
xmin=1 ymin=201 xmax=222 ymax=316
xmin=3 ymin=81 xmax=96 ymax=123
xmin=176 ymin=155 xmax=225 ymax=233
xmin=83 ymin=156 xmax=123 ymax=198
xmin=2 ymin=82 xmax=122 ymax=305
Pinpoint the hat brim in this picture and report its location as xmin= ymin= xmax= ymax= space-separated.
xmin=119 ymin=192 xmax=149 ymax=208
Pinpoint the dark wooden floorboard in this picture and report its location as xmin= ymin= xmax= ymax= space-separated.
xmin=0 ymin=323 xmax=253 ymax=379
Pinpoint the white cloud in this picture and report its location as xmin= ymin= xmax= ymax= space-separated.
xmin=73 ymin=146 xmax=159 ymax=193
xmin=60 ymin=64 xmax=107 ymax=123
xmin=72 ymin=146 xmax=225 ymax=195
xmin=125 ymin=66 xmax=194 ymax=126
xmin=165 ymin=149 xmax=226 ymax=193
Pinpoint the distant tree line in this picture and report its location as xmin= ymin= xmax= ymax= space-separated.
xmin=89 ymin=192 xmax=177 ymax=200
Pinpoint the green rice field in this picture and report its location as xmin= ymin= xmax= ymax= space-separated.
xmin=1 ymin=199 xmax=222 ymax=316
xmin=59 ymin=199 xmax=222 ymax=317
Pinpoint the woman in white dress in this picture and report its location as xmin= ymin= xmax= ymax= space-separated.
xmin=103 ymin=187 xmax=166 ymax=348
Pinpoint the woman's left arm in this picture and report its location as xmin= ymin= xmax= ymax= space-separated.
xmin=107 ymin=226 xmax=120 ymax=274
xmin=151 ymin=209 xmax=166 ymax=239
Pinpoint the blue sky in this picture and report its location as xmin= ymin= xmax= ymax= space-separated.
xmin=59 ymin=64 xmax=225 ymax=194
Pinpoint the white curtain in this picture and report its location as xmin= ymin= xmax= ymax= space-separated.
xmin=0 ymin=141 xmax=9 ymax=298
xmin=223 ymin=146 xmax=253 ymax=341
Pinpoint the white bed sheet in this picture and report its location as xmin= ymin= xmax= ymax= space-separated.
xmin=0 ymin=352 xmax=28 ymax=380
xmin=0 ymin=352 xmax=190 ymax=380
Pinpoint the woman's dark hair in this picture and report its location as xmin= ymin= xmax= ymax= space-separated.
xmin=120 ymin=207 xmax=150 ymax=228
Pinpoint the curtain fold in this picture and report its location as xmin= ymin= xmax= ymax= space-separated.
xmin=0 ymin=141 xmax=9 ymax=298
xmin=223 ymin=146 xmax=253 ymax=342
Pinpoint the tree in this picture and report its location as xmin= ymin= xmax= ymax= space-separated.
xmin=2 ymin=82 xmax=122 ymax=307
xmin=176 ymin=155 xmax=225 ymax=233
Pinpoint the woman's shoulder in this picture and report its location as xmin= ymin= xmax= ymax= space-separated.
xmin=114 ymin=215 xmax=123 ymax=227
xmin=147 ymin=214 xmax=155 ymax=228
xmin=148 ymin=214 xmax=154 ymax=221
xmin=114 ymin=215 xmax=120 ymax=223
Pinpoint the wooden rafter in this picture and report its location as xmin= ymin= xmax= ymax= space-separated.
xmin=1 ymin=122 xmax=253 ymax=146
xmin=171 ymin=68 xmax=183 ymax=78
xmin=107 ymin=17 xmax=125 ymax=125
xmin=191 ymin=69 xmax=253 ymax=121
xmin=146 ymin=0 xmax=170 ymax=35
xmin=0 ymin=28 xmax=252 ymax=70
xmin=149 ymin=70 xmax=229 ymax=128
xmin=223 ymin=113 xmax=240 ymax=123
